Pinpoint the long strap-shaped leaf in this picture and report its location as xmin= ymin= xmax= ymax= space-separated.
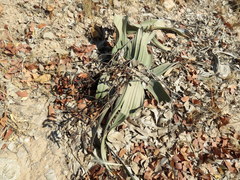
xmin=132 ymin=28 xmax=143 ymax=60
xmin=146 ymin=80 xmax=171 ymax=103
xmin=96 ymin=73 xmax=110 ymax=99
xmin=112 ymin=15 xmax=129 ymax=54
xmin=101 ymin=81 xmax=145 ymax=162
xmin=151 ymin=62 xmax=176 ymax=77
xmin=128 ymin=19 xmax=190 ymax=38
xmin=151 ymin=37 xmax=171 ymax=52
xmin=137 ymin=31 xmax=155 ymax=68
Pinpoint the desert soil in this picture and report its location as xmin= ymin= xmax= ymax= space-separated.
xmin=0 ymin=0 xmax=240 ymax=180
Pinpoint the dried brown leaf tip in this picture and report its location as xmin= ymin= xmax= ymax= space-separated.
xmin=77 ymin=99 xmax=87 ymax=110
xmin=88 ymin=164 xmax=106 ymax=179
xmin=118 ymin=148 xmax=127 ymax=158
xmin=48 ymin=105 xmax=56 ymax=121
xmin=34 ymin=74 xmax=51 ymax=84
xmin=217 ymin=115 xmax=230 ymax=127
xmin=4 ymin=43 xmax=17 ymax=56
xmin=37 ymin=23 xmax=47 ymax=29
xmin=16 ymin=90 xmax=28 ymax=97
xmin=2 ymin=128 xmax=13 ymax=141
xmin=0 ymin=113 xmax=8 ymax=129
xmin=181 ymin=96 xmax=189 ymax=102
xmin=71 ymin=44 xmax=96 ymax=63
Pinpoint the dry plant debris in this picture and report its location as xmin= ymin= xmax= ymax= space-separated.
xmin=0 ymin=0 xmax=240 ymax=179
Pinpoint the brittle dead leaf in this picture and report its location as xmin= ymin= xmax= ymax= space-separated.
xmin=191 ymin=99 xmax=201 ymax=105
xmin=37 ymin=23 xmax=47 ymax=29
xmin=4 ymin=43 xmax=17 ymax=55
xmin=48 ymin=105 xmax=55 ymax=116
xmin=77 ymin=99 xmax=87 ymax=110
xmin=166 ymin=33 xmax=177 ymax=39
xmin=181 ymin=96 xmax=189 ymax=102
xmin=2 ymin=128 xmax=13 ymax=140
xmin=224 ymin=160 xmax=236 ymax=173
xmin=25 ymin=63 xmax=38 ymax=71
xmin=78 ymin=73 xmax=88 ymax=79
xmin=143 ymin=168 xmax=153 ymax=180
xmin=16 ymin=90 xmax=28 ymax=97
xmin=228 ymin=84 xmax=237 ymax=94
xmin=34 ymin=74 xmax=51 ymax=83
xmin=0 ymin=113 xmax=8 ymax=128
xmin=118 ymin=148 xmax=127 ymax=158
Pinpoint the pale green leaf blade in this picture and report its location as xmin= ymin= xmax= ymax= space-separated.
xmin=146 ymin=80 xmax=171 ymax=102
xmin=152 ymin=27 xmax=190 ymax=38
xmin=91 ymin=104 xmax=111 ymax=145
xmin=151 ymin=37 xmax=171 ymax=51
xmin=133 ymin=28 xmax=143 ymax=60
xmin=139 ymin=19 xmax=158 ymax=28
xmin=96 ymin=73 xmax=110 ymax=99
xmin=128 ymin=19 xmax=166 ymax=31
xmin=109 ymin=113 xmax=126 ymax=131
xmin=110 ymin=81 xmax=144 ymax=129
xmin=137 ymin=32 xmax=155 ymax=68
xmin=112 ymin=15 xmax=129 ymax=54
xmin=120 ymin=81 xmax=144 ymax=115
xmin=100 ymin=133 xmax=108 ymax=162
xmin=151 ymin=62 xmax=176 ymax=77
xmin=125 ymin=39 xmax=133 ymax=60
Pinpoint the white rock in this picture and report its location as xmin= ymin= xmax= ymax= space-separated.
xmin=67 ymin=11 xmax=74 ymax=18
xmin=162 ymin=0 xmax=176 ymax=11
xmin=0 ymin=158 xmax=20 ymax=180
xmin=45 ymin=169 xmax=57 ymax=180
xmin=7 ymin=142 xmax=16 ymax=152
xmin=43 ymin=32 xmax=56 ymax=40
xmin=217 ymin=64 xmax=231 ymax=79
xmin=55 ymin=47 xmax=68 ymax=55
xmin=16 ymin=147 xmax=28 ymax=160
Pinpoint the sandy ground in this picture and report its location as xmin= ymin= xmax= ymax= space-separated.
xmin=0 ymin=0 xmax=240 ymax=179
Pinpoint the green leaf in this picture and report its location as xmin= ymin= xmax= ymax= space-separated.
xmin=131 ymin=30 xmax=155 ymax=68
xmin=100 ymin=133 xmax=108 ymax=163
xmin=112 ymin=15 xmax=129 ymax=54
xmin=91 ymin=104 xmax=111 ymax=146
xmin=132 ymin=28 xmax=143 ymax=60
xmin=125 ymin=39 xmax=133 ymax=60
xmin=137 ymin=31 xmax=155 ymax=68
xmin=128 ymin=19 xmax=166 ymax=32
xmin=139 ymin=19 xmax=159 ymax=29
xmin=151 ymin=62 xmax=176 ymax=77
xmin=146 ymin=80 xmax=171 ymax=103
xmin=133 ymin=19 xmax=190 ymax=38
xmin=118 ymin=81 xmax=144 ymax=115
xmin=151 ymin=37 xmax=171 ymax=51
xmin=108 ymin=81 xmax=145 ymax=131
xmin=151 ymin=27 xmax=190 ymax=38
xmin=100 ymin=81 xmax=145 ymax=162
xmin=96 ymin=73 xmax=110 ymax=99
